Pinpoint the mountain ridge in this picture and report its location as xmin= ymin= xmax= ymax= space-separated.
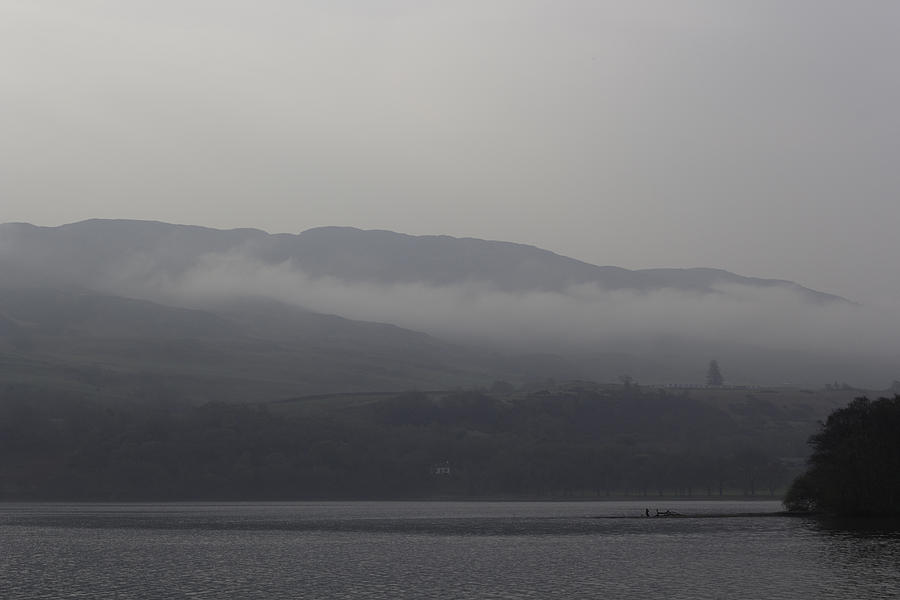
xmin=0 ymin=219 xmax=849 ymax=304
xmin=1 ymin=218 xmax=886 ymax=391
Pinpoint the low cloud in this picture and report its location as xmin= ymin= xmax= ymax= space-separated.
xmin=129 ymin=251 xmax=899 ymax=371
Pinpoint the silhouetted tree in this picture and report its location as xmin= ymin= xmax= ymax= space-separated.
xmin=784 ymin=396 xmax=900 ymax=516
xmin=706 ymin=360 xmax=724 ymax=386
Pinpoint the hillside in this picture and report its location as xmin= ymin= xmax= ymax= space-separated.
xmin=0 ymin=220 xmax=848 ymax=302
xmin=0 ymin=381 xmax=863 ymax=500
xmin=1 ymin=218 xmax=892 ymax=388
xmin=0 ymin=288 xmax=507 ymax=403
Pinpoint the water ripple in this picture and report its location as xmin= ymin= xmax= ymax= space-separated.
xmin=1 ymin=501 xmax=898 ymax=599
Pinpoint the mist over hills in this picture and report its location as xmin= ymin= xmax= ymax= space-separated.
xmin=0 ymin=219 xmax=847 ymax=301
xmin=0 ymin=287 xmax=505 ymax=403
xmin=0 ymin=219 xmax=896 ymax=396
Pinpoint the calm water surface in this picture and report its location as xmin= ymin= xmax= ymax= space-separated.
xmin=1 ymin=500 xmax=898 ymax=599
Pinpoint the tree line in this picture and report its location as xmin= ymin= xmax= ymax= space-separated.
xmin=0 ymin=385 xmax=796 ymax=500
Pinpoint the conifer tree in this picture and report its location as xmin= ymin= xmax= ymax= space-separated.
xmin=706 ymin=360 xmax=724 ymax=386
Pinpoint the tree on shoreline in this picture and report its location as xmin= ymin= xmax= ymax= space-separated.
xmin=784 ymin=395 xmax=900 ymax=516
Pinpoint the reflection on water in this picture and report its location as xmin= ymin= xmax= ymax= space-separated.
xmin=811 ymin=518 xmax=900 ymax=599
xmin=1 ymin=501 xmax=898 ymax=599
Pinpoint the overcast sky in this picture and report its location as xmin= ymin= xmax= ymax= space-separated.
xmin=2 ymin=0 xmax=898 ymax=307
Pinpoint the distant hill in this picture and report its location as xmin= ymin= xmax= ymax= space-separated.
xmin=0 ymin=287 xmax=511 ymax=403
xmin=0 ymin=220 xmax=848 ymax=303
xmin=1 ymin=219 xmax=890 ymax=391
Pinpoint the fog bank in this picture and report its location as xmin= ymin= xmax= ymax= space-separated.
xmin=131 ymin=251 xmax=900 ymax=382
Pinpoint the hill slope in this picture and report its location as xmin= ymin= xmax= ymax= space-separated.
xmin=0 ymin=288 xmax=508 ymax=403
xmin=2 ymin=219 xmax=890 ymax=388
xmin=0 ymin=220 xmax=847 ymax=303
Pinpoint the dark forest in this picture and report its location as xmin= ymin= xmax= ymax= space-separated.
xmin=0 ymin=382 xmax=829 ymax=501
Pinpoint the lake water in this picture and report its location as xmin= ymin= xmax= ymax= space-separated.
xmin=1 ymin=500 xmax=899 ymax=599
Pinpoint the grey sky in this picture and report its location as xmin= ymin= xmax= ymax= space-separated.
xmin=2 ymin=1 xmax=898 ymax=307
